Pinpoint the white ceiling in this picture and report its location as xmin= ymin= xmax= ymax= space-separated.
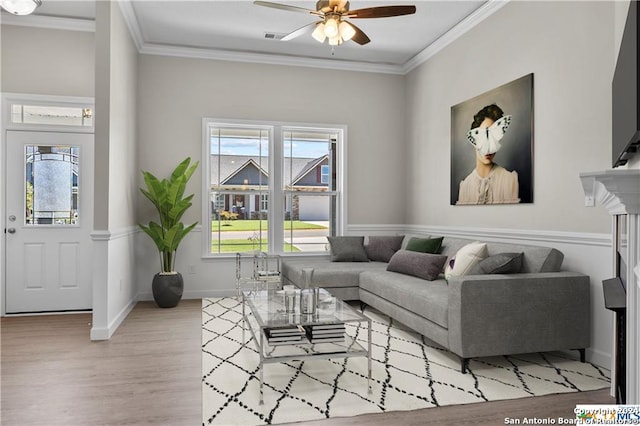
xmin=1 ymin=0 xmax=504 ymax=74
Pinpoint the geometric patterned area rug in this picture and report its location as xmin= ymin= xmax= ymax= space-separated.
xmin=202 ymin=298 xmax=610 ymax=425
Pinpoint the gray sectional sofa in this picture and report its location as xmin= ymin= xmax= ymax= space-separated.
xmin=281 ymin=236 xmax=591 ymax=373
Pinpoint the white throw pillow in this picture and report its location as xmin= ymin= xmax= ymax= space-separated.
xmin=444 ymin=242 xmax=489 ymax=280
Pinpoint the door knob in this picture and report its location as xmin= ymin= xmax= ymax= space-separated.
xmin=7 ymin=228 xmax=16 ymax=234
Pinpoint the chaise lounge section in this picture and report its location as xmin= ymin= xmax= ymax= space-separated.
xmin=281 ymin=235 xmax=591 ymax=373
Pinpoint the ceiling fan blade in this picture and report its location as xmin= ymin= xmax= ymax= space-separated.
xmin=346 ymin=21 xmax=370 ymax=45
xmin=346 ymin=5 xmax=416 ymax=19
xmin=254 ymin=1 xmax=321 ymax=16
xmin=281 ymin=21 xmax=319 ymax=41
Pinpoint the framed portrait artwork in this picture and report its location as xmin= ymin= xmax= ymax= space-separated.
xmin=450 ymin=73 xmax=534 ymax=205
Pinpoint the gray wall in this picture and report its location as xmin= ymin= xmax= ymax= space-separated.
xmin=404 ymin=1 xmax=614 ymax=233
xmin=136 ymin=55 xmax=407 ymax=226
xmin=1 ymin=25 xmax=94 ymax=96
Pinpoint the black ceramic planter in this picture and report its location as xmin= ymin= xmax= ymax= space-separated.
xmin=152 ymin=272 xmax=184 ymax=308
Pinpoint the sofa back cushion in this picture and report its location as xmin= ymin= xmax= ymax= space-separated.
xmin=469 ymin=252 xmax=524 ymax=274
xmin=437 ymin=237 xmax=564 ymax=273
xmin=327 ymin=236 xmax=369 ymax=262
xmin=365 ymin=235 xmax=405 ymax=262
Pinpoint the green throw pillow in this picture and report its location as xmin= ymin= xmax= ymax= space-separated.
xmin=405 ymin=237 xmax=443 ymax=254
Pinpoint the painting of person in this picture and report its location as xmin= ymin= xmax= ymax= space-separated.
xmin=450 ymin=73 xmax=534 ymax=205
xmin=457 ymin=104 xmax=520 ymax=205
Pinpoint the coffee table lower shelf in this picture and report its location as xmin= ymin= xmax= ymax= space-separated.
xmin=242 ymin=290 xmax=372 ymax=405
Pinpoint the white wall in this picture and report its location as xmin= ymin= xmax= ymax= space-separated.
xmin=91 ymin=1 xmax=139 ymax=340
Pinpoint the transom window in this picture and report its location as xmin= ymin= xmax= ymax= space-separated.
xmin=203 ymin=119 xmax=344 ymax=255
xmin=11 ymin=104 xmax=93 ymax=127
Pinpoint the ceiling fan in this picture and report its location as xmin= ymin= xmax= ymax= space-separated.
xmin=254 ymin=0 xmax=416 ymax=46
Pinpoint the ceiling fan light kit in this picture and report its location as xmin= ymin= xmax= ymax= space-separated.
xmin=0 ymin=0 xmax=41 ymax=15
xmin=311 ymin=22 xmax=327 ymax=43
xmin=338 ymin=21 xmax=356 ymax=42
xmin=255 ymin=0 xmax=415 ymax=47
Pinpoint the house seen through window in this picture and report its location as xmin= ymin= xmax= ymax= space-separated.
xmin=205 ymin=120 xmax=343 ymax=254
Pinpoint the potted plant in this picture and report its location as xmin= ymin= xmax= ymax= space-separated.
xmin=139 ymin=157 xmax=198 ymax=308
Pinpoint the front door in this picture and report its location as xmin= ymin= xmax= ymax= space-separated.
xmin=5 ymin=130 xmax=94 ymax=313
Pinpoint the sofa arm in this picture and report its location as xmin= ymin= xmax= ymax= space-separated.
xmin=447 ymin=272 xmax=591 ymax=359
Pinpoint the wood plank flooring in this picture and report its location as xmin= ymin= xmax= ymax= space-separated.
xmin=1 ymin=299 xmax=613 ymax=426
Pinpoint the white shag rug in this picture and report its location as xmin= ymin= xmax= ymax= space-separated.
xmin=202 ymin=298 xmax=609 ymax=425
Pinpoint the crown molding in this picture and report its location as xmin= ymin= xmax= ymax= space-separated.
xmin=401 ymin=0 xmax=510 ymax=74
xmin=0 ymin=12 xmax=94 ymax=32
xmin=117 ymin=0 xmax=144 ymax=51
xmin=139 ymin=42 xmax=406 ymax=74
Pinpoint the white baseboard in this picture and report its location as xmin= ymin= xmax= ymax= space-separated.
xmin=90 ymin=296 xmax=137 ymax=341
xmin=138 ymin=289 xmax=234 ymax=302
xmin=587 ymin=347 xmax=611 ymax=371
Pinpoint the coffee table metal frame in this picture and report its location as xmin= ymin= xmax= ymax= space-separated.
xmin=242 ymin=288 xmax=372 ymax=404
xmin=236 ymin=251 xmax=282 ymax=299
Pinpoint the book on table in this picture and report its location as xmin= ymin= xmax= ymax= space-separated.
xmin=263 ymin=323 xmax=346 ymax=345
xmin=309 ymin=323 xmax=345 ymax=330
xmin=308 ymin=335 xmax=345 ymax=344
xmin=304 ymin=323 xmax=345 ymax=343
xmin=309 ymin=327 xmax=346 ymax=336
xmin=264 ymin=325 xmax=306 ymax=345
xmin=266 ymin=325 xmax=305 ymax=336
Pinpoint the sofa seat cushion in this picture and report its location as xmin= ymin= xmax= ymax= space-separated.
xmin=281 ymin=258 xmax=387 ymax=289
xmin=359 ymin=270 xmax=449 ymax=328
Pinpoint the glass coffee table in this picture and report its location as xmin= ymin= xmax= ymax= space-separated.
xmin=242 ymin=288 xmax=372 ymax=404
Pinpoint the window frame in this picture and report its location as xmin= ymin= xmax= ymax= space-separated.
xmin=201 ymin=118 xmax=347 ymax=257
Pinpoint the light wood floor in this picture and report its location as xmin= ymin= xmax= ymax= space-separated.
xmin=1 ymin=300 xmax=613 ymax=426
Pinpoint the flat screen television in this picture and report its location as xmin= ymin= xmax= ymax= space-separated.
xmin=612 ymin=0 xmax=640 ymax=167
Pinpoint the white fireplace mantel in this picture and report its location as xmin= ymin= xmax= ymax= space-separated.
xmin=580 ymin=169 xmax=640 ymax=404
xmin=581 ymin=169 xmax=640 ymax=214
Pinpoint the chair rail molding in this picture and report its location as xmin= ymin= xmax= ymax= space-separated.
xmin=580 ymin=169 xmax=640 ymax=404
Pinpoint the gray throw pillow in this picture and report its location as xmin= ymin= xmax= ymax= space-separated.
xmin=327 ymin=236 xmax=369 ymax=262
xmin=469 ymin=252 xmax=523 ymax=274
xmin=366 ymin=235 xmax=405 ymax=262
xmin=386 ymin=250 xmax=447 ymax=281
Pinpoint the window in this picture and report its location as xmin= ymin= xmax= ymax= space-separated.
xmin=203 ymin=119 xmax=344 ymax=255
xmin=25 ymin=145 xmax=80 ymax=225
xmin=11 ymin=104 xmax=93 ymax=127
xmin=321 ymin=165 xmax=329 ymax=184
